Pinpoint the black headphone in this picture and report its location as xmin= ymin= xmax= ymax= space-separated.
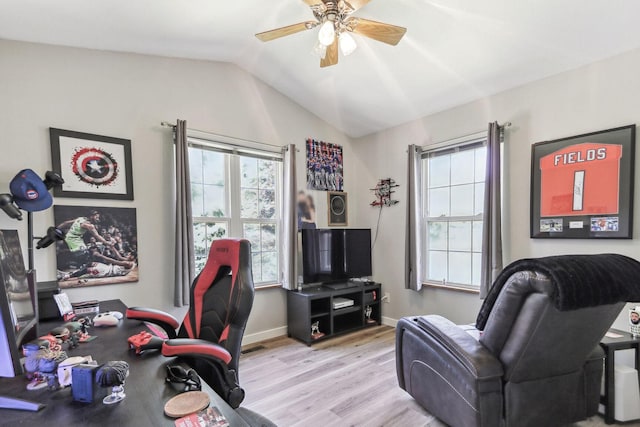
xmin=165 ymin=363 xmax=201 ymax=392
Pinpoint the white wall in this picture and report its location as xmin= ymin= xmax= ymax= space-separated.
xmin=0 ymin=39 xmax=354 ymax=338
xmin=2 ymin=38 xmax=640 ymax=343
xmin=352 ymin=46 xmax=640 ymax=329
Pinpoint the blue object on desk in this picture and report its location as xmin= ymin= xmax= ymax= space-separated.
xmin=72 ymin=364 xmax=100 ymax=403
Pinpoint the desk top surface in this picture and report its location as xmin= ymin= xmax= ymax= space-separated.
xmin=0 ymin=299 xmax=248 ymax=427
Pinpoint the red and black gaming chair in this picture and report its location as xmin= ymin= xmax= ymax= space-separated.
xmin=126 ymin=238 xmax=254 ymax=408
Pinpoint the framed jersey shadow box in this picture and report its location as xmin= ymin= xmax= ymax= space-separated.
xmin=530 ymin=124 xmax=635 ymax=239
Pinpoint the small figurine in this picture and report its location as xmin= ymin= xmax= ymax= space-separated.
xmin=37 ymin=334 xmax=62 ymax=352
xmin=25 ymin=349 xmax=67 ymax=390
xmin=96 ymin=361 xmax=130 ymax=404
xmin=24 ymin=350 xmax=48 ymax=389
xmin=62 ymin=322 xmax=84 ymax=348
xmin=77 ymin=317 xmax=96 ymax=342
xmin=630 ymin=306 xmax=640 ymax=337
xmin=49 ymin=326 xmax=72 ymax=349
xmin=365 ymin=305 xmax=376 ymax=324
xmin=311 ymin=321 xmax=325 ymax=340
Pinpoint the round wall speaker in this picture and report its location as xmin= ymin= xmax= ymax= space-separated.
xmin=328 ymin=192 xmax=347 ymax=226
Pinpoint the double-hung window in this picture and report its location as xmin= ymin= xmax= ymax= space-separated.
xmin=422 ymin=136 xmax=487 ymax=290
xmin=188 ymin=138 xmax=282 ymax=287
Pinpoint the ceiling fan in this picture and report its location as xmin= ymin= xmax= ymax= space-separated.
xmin=255 ymin=0 xmax=407 ymax=68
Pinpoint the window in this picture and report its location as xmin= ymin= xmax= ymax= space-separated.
xmin=189 ymin=140 xmax=282 ymax=287
xmin=422 ymin=137 xmax=487 ymax=290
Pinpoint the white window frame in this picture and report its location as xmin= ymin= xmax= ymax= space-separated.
xmin=188 ymin=135 xmax=283 ymax=288
xmin=421 ymin=132 xmax=488 ymax=292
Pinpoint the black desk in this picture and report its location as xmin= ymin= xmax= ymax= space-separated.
xmin=0 ymin=299 xmax=249 ymax=427
xmin=599 ymin=328 xmax=640 ymax=424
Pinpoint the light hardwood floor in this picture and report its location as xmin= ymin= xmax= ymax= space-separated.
xmin=239 ymin=326 xmax=618 ymax=427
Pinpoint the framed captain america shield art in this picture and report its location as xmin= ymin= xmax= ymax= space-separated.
xmin=530 ymin=124 xmax=635 ymax=239
xmin=50 ymin=128 xmax=134 ymax=200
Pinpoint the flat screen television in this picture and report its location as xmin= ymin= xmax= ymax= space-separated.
xmin=300 ymin=228 xmax=372 ymax=284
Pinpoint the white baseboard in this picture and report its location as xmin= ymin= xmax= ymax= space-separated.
xmin=382 ymin=316 xmax=398 ymax=328
xmin=242 ymin=326 xmax=288 ymax=346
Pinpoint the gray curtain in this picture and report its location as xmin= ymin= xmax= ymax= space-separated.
xmin=480 ymin=122 xmax=503 ymax=298
xmin=405 ymin=144 xmax=423 ymax=291
xmin=174 ymin=119 xmax=195 ymax=306
xmin=281 ymin=144 xmax=297 ymax=290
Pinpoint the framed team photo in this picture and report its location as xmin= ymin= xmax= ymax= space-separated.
xmin=50 ymin=128 xmax=134 ymax=200
xmin=530 ymin=124 xmax=635 ymax=238
xmin=306 ymin=138 xmax=343 ymax=191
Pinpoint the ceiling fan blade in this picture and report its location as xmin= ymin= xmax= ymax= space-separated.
xmin=350 ymin=17 xmax=406 ymax=46
xmin=320 ymin=37 xmax=339 ymax=68
xmin=302 ymin=0 xmax=323 ymax=5
xmin=343 ymin=0 xmax=371 ymax=12
xmin=256 ymin=22 xmax=317 ymax=42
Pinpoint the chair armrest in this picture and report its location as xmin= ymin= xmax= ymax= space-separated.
xmin=396 ymin=316 xmax=504 ymax=427
xmin=162 ymin=339 xmax=243 ymax=408
xmin=162 ymin=339 xmax=232 ymax=365
xmin=415 ymin=315 xmax=503 ymax=379
xmin=126 ymin=307 xmax=180 ymax=339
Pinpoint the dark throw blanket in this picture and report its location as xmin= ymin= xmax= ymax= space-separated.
xmin=476 ymin=253 xmax=640 ymax=330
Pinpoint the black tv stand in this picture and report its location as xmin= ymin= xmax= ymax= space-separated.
xmin=287 ymin=282 xmax=382 ymax=344
xmin=323 ymin=282 xmax=359 ymax=290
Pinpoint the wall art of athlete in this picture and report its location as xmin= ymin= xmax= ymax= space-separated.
xmin=56 ymin=210 xmax=133 ymax=273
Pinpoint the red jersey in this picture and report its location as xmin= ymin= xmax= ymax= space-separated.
xmin=539 ymin=142 xmax=622 ymax=216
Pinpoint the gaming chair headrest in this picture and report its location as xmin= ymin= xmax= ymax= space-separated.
xmin=208 ymin=238 xmax=251 ymax=269
xmin=184 ymin=238 xmax=253 ymax=341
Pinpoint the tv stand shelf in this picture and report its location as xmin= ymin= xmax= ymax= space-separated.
xmin=287 ymin=282 xmax=382 ymax=345
xmin=334 ymin=305 xmax=361 ymax=315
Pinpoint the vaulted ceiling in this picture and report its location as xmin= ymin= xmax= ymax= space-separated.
xmin=2 ymin=0 xmax=640 ymax=137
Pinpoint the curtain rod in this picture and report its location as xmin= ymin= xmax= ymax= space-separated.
xmin=440 ymin=121 xmax=511 ymax=144
xmin=420 ymin=121 xmax=512 ymax=151
xmin=448 ymin=121 xmax=511 ymax=141
xmin=161 ymin=121 xmax=285 ymax=151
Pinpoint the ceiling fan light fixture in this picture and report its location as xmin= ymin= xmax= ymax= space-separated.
xmin=339 ymin=31 xmax=357 ymax=56
xmin=312 ymin=40 xmax=328 ymax=59
xmin=318 ymin=20 xmax=336 ymax=46
xmin=255 ymin=0 xmax=406 ymax=68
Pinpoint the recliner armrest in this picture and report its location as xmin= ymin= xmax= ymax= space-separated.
xmin=416 ymin=315 xmax=503 ymax=379
xmin=126 ymin=307 xmax=180 ymax=339
xmin=396 ymin=316 xmax=504 ymax=427
xmin=162 ymin=338 xmax=232 ymax=365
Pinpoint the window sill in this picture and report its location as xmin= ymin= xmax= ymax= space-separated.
xmin=423 ymin=282 xmax=480 ymax=294
xmin=255 ymin=283 xmax=282 ymax=291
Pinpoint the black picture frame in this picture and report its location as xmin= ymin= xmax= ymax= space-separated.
xmin=327 ymin=192 xmax=348 ymax=226
xmin=53 ymin=205 xmax=139 ymax=288
xmin=530 ymin=124 xmax=635 ymax=239
xmin=50 ymin=128 xmax=134 ymax=200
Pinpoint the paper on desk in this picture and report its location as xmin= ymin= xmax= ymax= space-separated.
xmin=605 ymin=331 xmax=624 ymax=338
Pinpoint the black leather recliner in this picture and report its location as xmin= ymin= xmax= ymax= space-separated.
xmin=396 ymin=254 xmax=640 ymax=427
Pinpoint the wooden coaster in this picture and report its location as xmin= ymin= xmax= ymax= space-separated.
xmin=163 ymin=391 xmax=210 ymax=418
